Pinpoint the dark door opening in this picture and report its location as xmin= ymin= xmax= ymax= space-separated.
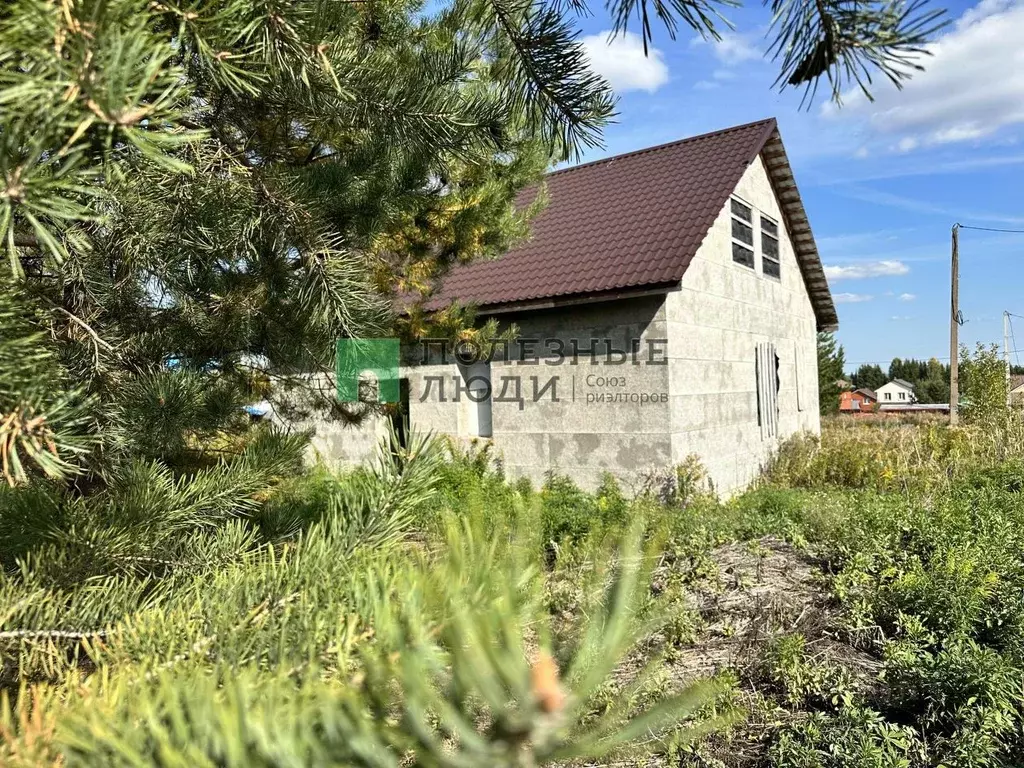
xmin=390 ymin=378 xmax=411 ymax=451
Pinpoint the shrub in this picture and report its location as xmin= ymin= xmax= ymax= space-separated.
xmin=886 ymin=640 xmax=1024 ymax=767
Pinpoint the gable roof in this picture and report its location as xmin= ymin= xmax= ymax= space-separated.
xmin=427 ymin=118 xmax=838 ymax=331
xmin=854 ymin=388 xmax=877 ymax=400
xmin=1011 ymin=374 xmax=1024 ymax=392
xmin=887 ymin=378 xmax=916 ymax=390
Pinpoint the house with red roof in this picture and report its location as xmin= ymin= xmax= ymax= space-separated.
xmin=840 ymin=389 xmax=878 ymax=413
xmin=314 ymin=119 xmax=837 ymax=494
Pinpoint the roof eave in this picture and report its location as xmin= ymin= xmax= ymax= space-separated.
xmin=759 ymin=130 xmax=839 ymax=333
xmin=471 ymin=282 xmax=681 ymax=316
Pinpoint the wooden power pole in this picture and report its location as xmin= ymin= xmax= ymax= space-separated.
xmin=949 ymin=224 xmax=960 ymax=426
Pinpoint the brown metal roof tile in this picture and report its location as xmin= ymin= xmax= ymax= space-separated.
xmin=426 ymin=118 xmax=838 ymax=331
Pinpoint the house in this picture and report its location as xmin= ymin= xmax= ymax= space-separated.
xmin=311 ymin=118 xmax=838 ymax=494
xmin=876 ymin=379 xmax=916 ymax=405
xmin=840 ymin=388 xmax=877 ymax=413
xmin=1011 ymin=374 xmax=1024 ymax=407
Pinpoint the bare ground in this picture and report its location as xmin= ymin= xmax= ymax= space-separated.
xmin=581 ymin=536 xmax=882 ymax=767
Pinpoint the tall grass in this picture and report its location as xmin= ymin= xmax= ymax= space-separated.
xmin=767 ymin=416 xmax=1024 ymax=492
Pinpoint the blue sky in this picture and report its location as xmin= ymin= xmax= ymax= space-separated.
xmin=572 ymin=0 xmax=1024 ymax=372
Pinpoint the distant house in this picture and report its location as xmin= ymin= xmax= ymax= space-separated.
xmin=311 ymin=118 xmax=838 ymax=494
xmin=1011 ymin=375 xmax=1024 ymax=407
xmin=876 ymin=379 xmax=916 ymax=405
xmin=840 ymin=388 xmax=877 ymax=413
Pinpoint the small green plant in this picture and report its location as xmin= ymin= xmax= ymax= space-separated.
xmin=760 ymin=635 xmax=857 ymax=711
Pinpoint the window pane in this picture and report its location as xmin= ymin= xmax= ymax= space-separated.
xmin=731 ymin=198 xmax=751 ymax=222
xmin=761 ymin=216 xmax=778 ymax=237
xmin=763 ymin=257 xmax=780 ymax=279
xmin=732 ymin=218 xmax=753 ymax=245
xmin=732 ymin=242 xmax=754 ymax=268
xmin=762 ymin=233 xmax=779 ymax=259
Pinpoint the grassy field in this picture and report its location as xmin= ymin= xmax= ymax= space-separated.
xmin=3 ymin=418 xmax=1024 ymax=765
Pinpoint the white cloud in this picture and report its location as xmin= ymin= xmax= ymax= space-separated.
xmin=824 ymin=0 xmax=1024 ymax=149
xmin=693 ymin=80 xmax=719 ymax=91
xmin=958 ymin=0 xmax=1015 ymax=28
xmin=581 ymin=31 xmax=669 ymax=94
xmin=713 ymin=68 xmax=737 ymax=81
xmin=899 ymin=292 xmax=917 ymax=302
xmin=691 ymin=32 xmax=762 ymax=66
xmin=823 ymin=260 xmax=911 ymax=280
xmin=890 ymin=315 xmax=915 ymax=321
xmin=834 ymin=293 xmax=875 ymax=303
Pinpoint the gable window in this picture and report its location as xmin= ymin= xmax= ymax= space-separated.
xmin=761 ymin=215 xmax=780 ymax=279
xmin=899 ymin=391 xmax=906 ymax=400
xmin=730 ymin=197 xmax=755 ymax=269
xmin=885 ymin=392 xmax=892 ymax=401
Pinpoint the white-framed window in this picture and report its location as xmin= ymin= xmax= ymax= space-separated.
xmin=899 ymin=391 xmax=906 ymax=400
xmin=730 ymin=197 xmax=755 ymax=269
xmin=761 ymin=215 xmax=780 ymax=279
xmin=885 ymin=392 xmax=892 ymax=401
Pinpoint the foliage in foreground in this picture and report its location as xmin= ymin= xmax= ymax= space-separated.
xmin=686 ymin=416 xmax=1024 ymax=767
xmin=0 ymin=434 xmax=729 ymax=765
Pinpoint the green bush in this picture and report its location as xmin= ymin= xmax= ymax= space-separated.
xmin=886 ymin=639 xmax=1024 ymax=767
xmin=538 ymin=473 xmax=636 ymax=547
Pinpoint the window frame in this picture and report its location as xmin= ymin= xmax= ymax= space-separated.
xmin=730 ymin=196 xmax=755 ymax=270
xmin=760 ymin=214 xmax=781 ymax=280
xmin=457 ymin=360 xmax=493 ymax=438
xmin=755 ymin=341 xmax=780 ymax=440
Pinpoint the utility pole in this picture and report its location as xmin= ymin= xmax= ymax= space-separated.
xmin=1006 ymin=311 xmax=1013 ymax=407
xmin=949 ymin=224 xmax=960 ymax=426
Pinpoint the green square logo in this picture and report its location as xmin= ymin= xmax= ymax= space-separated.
xmin=336 ymin=338 xmax=400 ymax=403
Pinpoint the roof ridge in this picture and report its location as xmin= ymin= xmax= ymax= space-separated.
xmin=547 ymin=117 xmax=777 ymax=178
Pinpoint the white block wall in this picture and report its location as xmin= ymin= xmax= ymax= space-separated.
xmin=665 ymin=154 xmax=821 ymax=494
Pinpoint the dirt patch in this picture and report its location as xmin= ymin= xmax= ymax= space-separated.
xmin=668 ymin=536 xmax=879 ymax=686
xmin=569 ymin=536 xmax=883 ymax=767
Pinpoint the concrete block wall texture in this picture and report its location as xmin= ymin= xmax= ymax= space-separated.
xmin=274 ymin=374 xmax=393 ymax=469
xmin=665 ymin=154 xmax=820 ymax=494
xmin=410 ymin=295 xmax=674 ymax=490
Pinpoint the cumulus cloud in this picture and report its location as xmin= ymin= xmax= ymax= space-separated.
xmin=899 ymin=293 xmax=917 ymax=302
xmin=823 ymin=0 xmax=1024 ymax=148
xmin=823 ymin=260 xmax=911 ymax=280
xmin=690 ymin=32 xmax=762 ymax=66
xmin=834 ymin=293 xmax=874 ymax=304
xmin=581 ymin=31 xmax=669 ymax=94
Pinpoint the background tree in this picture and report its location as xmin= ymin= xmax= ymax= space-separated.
xmin=818 ymin=332 xmax=846 ymax=415
xmin=851 ymin=363 xmax=886 ymax=391
xmin=960 ymin=343 xmax=1009 ymax=425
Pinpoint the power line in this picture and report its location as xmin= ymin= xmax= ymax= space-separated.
xmin=957 ymin=224 xmax=1024 ymax=235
